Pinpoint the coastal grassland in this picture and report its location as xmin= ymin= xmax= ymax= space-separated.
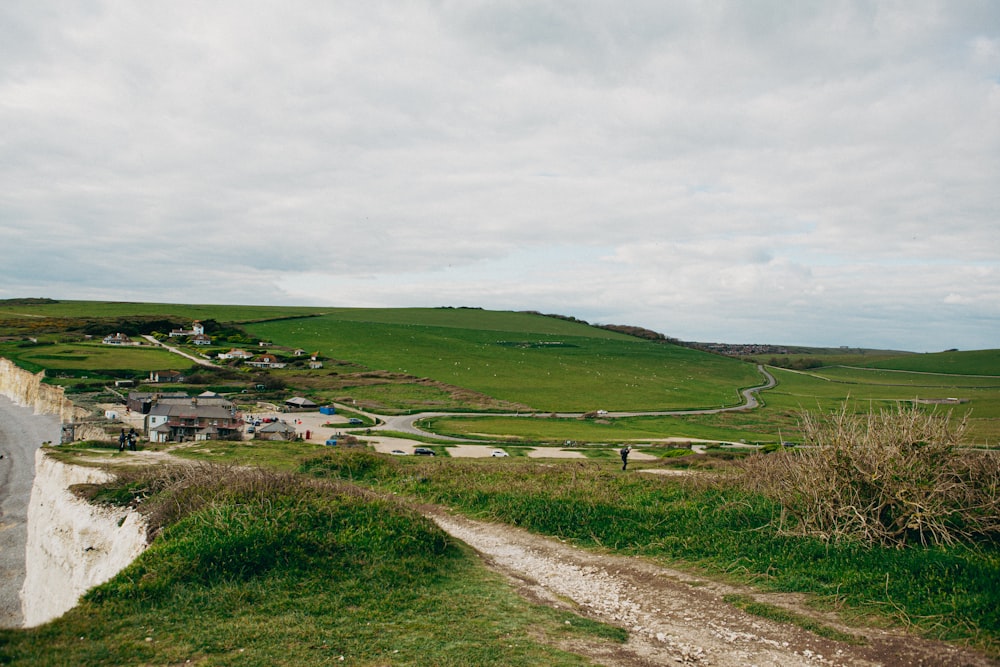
xmin=0 ymin=464 xmax=625 ymax=667
xmin=0 ymin=299 xmax=323 ymax=323
xmin=301 ymin=450 xmax=1000 ymax=655
xmin=804 ymin=365 xmax=1000 ymax=388
xmin=0 ymin=341 xmax=183 ymax=375
xmin=856 ymin=348 xmax=1000 ymax=376
xmin=421 ymin=413 xmax=782 ymax=445
xmin=762 ymin=367 xmax=1000 ymax=445
xmin=244 ymin=312 xmax=763 ymax=412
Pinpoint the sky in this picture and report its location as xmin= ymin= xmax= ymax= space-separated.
xmin=1 ymin=2 xmax=998 ymax=353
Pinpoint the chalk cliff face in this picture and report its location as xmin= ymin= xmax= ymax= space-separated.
xmin=0 ymin=358 xmax=86 ymax=424
xmin=20 ymin=450 xmax=148 ymax=627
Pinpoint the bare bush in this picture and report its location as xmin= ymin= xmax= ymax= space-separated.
xmin=739 ymin=405 xmax=1000 ymax=547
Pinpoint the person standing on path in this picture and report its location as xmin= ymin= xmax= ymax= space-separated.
xmin=118 ymin=429 xmax=126 ymax=452
xmin=620 ymin=445 xmax=631 ymax=471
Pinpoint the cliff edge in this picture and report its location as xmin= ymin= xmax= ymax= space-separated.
xmin=20 ymin=449 xmax=148 ymax=627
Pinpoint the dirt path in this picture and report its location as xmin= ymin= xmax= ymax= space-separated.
xmin=423 ymin=507 xmax=996 ymax=667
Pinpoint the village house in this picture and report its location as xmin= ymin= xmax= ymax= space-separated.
xmin=148 ymin=370 xmax=186 ymax=383
xmin=255 ymin=420 xmax=297 ymax=441
xmin=127 ymin=391 xmax=188 ymax=413
xmin=246 ymin=353 xmax=286 ymax=369
xmin=102 ymin=332 xmax=132 ymax=345
xmin=190 ymin=333 xmax=212 ymax=346
xmin=217 ymin=348 xmax=253 ymax=360
xmin=145 ymin=395 xmax=243 ymax=443
xmin=169 ymin=320 xmax=205 ymax=338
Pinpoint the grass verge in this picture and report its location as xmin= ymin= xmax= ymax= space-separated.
xmin=296 ymin=450 xmax=1000 ymax=656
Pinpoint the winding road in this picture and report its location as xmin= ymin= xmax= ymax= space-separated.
xmin=363 ymin=365 xmax=776 ymax=441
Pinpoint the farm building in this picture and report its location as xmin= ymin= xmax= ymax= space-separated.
xmin=285 ymin=396 xmax=318 ymax=410
xmin=255 ymin=420 xmax=297 ymax=441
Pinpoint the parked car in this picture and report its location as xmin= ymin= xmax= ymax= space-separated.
xmin=390 ymin=449 xmax=408 ymax=456
xmin=413 ymin=447 xmax=436 ymax=456
xmin=348 ymin=418 xmax=364 ymax=425
xmin=490 ymin=449 xmax=509 ymax=457
xmin=246 ymin=426 xmax=255 ymax=433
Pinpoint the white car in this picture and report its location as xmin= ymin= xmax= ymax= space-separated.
xmin=390 ymin=449 xmax=408 ymax=456
xmin=490 ymin=449 xmax=509 ymax=457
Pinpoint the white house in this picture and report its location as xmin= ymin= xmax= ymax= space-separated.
xmin=102 ymin=332 xmax=132 ymax=345
xmin=218 ymin=348 xmax=253 ymax=360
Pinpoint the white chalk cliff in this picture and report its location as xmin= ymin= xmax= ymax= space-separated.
xmin=20 ymin=450 xmax=147 ymax=627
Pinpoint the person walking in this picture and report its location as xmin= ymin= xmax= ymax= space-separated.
xmin=118 ymin=429 xmax=126 ymax=452
xmin=620 ymin=445 xmax=631 ymax=471
xmin=127 ymin=427 xmax=137 ymax=451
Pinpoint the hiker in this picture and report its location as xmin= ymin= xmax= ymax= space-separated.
xmin=620 ymin=445 xmax=631 ymax=471
xmin=118 ymin=429 xmax=126 ymax=452
xmin=127 ymin=428 xmax=137 ymax=451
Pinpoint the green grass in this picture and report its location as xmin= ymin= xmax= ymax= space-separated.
xmin=0 ymin=462 xmax=626 ymax=666
xmin=856 ymin=349 xmax=1000 ymax=376
xmin=722 ymin=594 xmax=865 ymax=644
xmin=2 ymin=300 xmax=997 ymax=444
xmin=0 ymin=341 xmax=185 ymax=373
xmin=0 ymin=299 xmax=324 ymax=323
xmin=759 ymin=367 xmax=1000 ymax=445
xmin=244 ymin=311 xmax=763 ymax=412
xmin=292 ymin=450 xmax=1000 ymax=655
xmin=422 ymin=414 xmax=779 ymax=444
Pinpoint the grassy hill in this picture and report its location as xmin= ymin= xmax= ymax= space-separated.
xmin=243 ymin=308 xmax=762 ymax=413
xmin=1 ymin=299 xmax=997 ymax=444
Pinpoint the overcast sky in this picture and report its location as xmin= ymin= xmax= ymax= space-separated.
xmin=2 ymin=2 xmax=998 ymax=352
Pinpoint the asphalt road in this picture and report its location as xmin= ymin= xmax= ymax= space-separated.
xmin=371 ymin=365 xmax=777 ymax=440
xmin=0 ymin=397 xmax=62 ymax=628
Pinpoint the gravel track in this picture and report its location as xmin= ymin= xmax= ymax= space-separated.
xmin=424 ymin=507 xmax=997 ymax=666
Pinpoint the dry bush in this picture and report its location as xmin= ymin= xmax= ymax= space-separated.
xmin=739 ymin=405 xmax=1000 ymax=547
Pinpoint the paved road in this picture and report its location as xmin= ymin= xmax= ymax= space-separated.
xmin=0 ymin=397 xmax=62 ymax=628
xmin=141 ymin=335 xmax=216 ymax=368
xmin=357 ymin=365 xmax=777 ymax=441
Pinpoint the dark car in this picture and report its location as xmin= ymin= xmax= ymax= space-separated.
xmin=348 ymin=418 xmax=364 ymax=425
xmin=413 ymin=447 xmax=436 ymax=456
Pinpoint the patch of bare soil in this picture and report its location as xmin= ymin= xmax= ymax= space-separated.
xmin=422 ymin=507 xmax=997 ymax=667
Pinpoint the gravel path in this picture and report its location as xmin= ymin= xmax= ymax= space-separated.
xmin=0 ymin=397 xmax=61 ymax=628
xmin=424 ymin=507 xmax=997 ymax=666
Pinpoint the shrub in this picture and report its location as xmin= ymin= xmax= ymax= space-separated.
xmin=739 ymin=405 xmax=1000 ymax=547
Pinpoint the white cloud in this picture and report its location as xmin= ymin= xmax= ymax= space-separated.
xmin=1 ymin=1 xmax=997 ymax=352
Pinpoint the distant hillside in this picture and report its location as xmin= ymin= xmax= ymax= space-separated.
xmin=854 ymin=348 xmax=1000 ymax=376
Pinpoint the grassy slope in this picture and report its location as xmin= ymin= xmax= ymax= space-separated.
xmin=0 ymin=299 xmax=324 ymax=322
xmin=244 ymin=309 xmax=763 ymax=412
xmin=0 ymin=450 xmax=624 ymax=667
xmin=857 ymin=349 xmax=1000 ymax=376
xmin=172 ymin=444 xmax=1000 ymax=657
xmin=4 ymin=342 xmax=184 ymax=373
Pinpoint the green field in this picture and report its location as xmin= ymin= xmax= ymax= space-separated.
xmin=1 ymin=299 xmax=998 ymax=444
xmin=422 ymin=413 xmax=782 ymax=445
xmin=857 ymin=349 xmax=1000 ymax=376
xmin=0 ymin=342 xmax=184 ymax=375
xmin=0 ymin=448 xmax=624 ymax=666
xmin=244 ymin=310 xmax=763 ymax=412
xmin=0 ymin=299 xmax=323 ymax=322
xmin=2 ymin=299 xmax=998 ymax=662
